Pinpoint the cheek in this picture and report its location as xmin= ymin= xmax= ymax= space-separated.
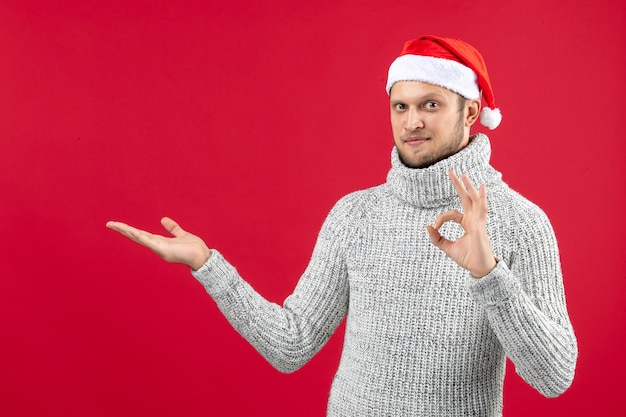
xmin=423 ymin=112 xmax=441 ymax=125
xmin=390 ymin=116 xmax=403 ymax=135
xmin=428 ymin=114 xmax=454 ymax=133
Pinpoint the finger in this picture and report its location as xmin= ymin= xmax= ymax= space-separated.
xmin=427 ymin=225 xmax=453 ymax=252
xmin=479 ymin=183 xmax=486 ymax=198
xmin=161 ymin=217 xmax=185 ymax=237
xmin=107 ymin=221 xmax=157 ymax=247
xmin=106 ymin=220 xmax=134 ymax=234
xmin=478 ymin=183 xmax=488 ymax=209
xmin=433 ymin=209 xmax=463 ymax=229
xmin=448 ymin=170 xmax=472 ymax=207
xmin=460 ymin=173 xmax=480 ymax=200
xmin=448 ymin=170 xmax=464 ymax=193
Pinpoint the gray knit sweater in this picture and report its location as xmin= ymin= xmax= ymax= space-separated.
xmin=192 ymin=134 xmax=577 ymax=416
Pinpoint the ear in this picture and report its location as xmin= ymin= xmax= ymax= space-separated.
xmin=465 ymin=99 xmax=481 ymax=127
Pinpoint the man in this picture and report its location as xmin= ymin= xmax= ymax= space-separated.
xmin=107 ymin=35 xmax=577 ymax=416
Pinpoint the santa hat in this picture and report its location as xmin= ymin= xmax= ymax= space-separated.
xmin=386 ymin=35 xmax=502 ymax=130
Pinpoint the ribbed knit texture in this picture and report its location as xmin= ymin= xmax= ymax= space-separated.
xmin=192 ymin=134 xmax=577 ymax=416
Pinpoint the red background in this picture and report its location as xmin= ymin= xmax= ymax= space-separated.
xmin=1 ymin=1 xmax=624 ymax=416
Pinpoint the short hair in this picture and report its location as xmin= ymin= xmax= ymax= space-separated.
xmin=457 ymin=94 xmax=467 ymax=114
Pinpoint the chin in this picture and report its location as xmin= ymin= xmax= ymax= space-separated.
xmin=399 ymin=148 xmax=453 ymax=169
xmin=399 ymin=154 xmax=433 ymax=169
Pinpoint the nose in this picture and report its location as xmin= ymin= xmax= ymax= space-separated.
xmin=405 ymin=108 xmax=424 ymax=130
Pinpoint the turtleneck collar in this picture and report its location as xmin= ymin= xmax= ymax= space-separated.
xmin=386 ymin=133 xmax=502 ymax=208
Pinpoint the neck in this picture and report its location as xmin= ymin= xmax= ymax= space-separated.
xmin=386 ymin=134 xmax=501 ymax=208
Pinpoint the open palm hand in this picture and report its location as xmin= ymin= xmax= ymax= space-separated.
xmin=106 ymin=217 xmax=211 ymax=270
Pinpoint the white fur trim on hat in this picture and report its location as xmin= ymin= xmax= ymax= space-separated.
xmin=386 ymin=54 xmax=480 ymax=99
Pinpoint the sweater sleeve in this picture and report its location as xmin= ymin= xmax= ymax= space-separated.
xmin=190 ymin=199 xmax=352 ymax=373
xmin=467 ymin=208 xmax=577 ymax=398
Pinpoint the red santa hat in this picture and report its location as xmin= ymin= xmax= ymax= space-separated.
xmin=386 ymin=35 xmax=502 ymax=130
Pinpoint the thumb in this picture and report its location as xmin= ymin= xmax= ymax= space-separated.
xmin=161 ymin=217 xmax=185 ymax=237
xmin=427 ymin=225 xmax=452 ymax=252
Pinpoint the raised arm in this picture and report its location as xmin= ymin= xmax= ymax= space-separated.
xmin=106 ymin=205 xmax=352 ymax=373
xmin=426 ymin=171 xmax=577 ymax=397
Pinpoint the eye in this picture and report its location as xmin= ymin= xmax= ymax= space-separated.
xmin=424 ymin=101 xmax=438 ymax=110
xmin=393 ymin=103 xmax=408 ymax=111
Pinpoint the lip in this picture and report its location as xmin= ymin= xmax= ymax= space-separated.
xmin=404 ymin=137 xmax=428 ymax=147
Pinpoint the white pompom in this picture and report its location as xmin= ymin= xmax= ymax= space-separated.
xmin=480 ymin=107 xmax=502 ymax=130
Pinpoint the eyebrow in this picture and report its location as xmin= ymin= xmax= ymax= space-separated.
xmin=390 ymin=92 xmax=448 ymax=103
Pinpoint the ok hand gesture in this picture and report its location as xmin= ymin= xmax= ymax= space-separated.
xmin=426 ymin=171 xmax=497 ymax=278
xmin=106 ymin=217 xmax=212 ymax=271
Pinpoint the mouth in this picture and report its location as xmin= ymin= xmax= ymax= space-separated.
xmin=403 ymin=136 xmax=429 ymax=147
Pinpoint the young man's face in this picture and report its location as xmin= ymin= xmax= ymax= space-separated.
xmin=390 ymin=81 xmax=479 ymax=169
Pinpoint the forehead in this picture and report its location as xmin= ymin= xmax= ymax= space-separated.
xmin=389 ymin=81 xmax=458 ymax=101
